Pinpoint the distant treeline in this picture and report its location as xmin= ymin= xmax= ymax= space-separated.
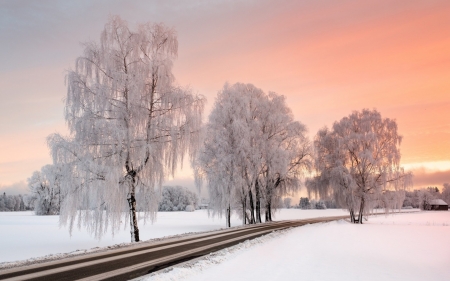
xmin=0 ymin=193 xmax=33 ymax=212
xmin=403 ymin=184 xmax=450 ymax=209
xmin=1 ymin=184 xmax=200 ymax=214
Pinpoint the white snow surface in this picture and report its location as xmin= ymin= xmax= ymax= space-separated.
xmin=0 ymin=209 xmax=349 ymax=265
xmin=141 ymin=211 xmax=450 ymax=281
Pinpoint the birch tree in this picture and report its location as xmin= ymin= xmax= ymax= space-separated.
xmin=195 ymin=83 xmax=310 ymax=226
xmin=307 ymin=109 xmax=411 ymax=223
xmin=194 ymin=83 xmax=250 ymax=227
xmin=48 ymin=16 xmax=204 ymax=241
xmin=258 ymin=93 xmax=311 ymax=221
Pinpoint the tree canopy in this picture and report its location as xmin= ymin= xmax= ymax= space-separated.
xmin=307 ymin=109 xmax=411 ymax=223
xmin=195 ymin=83 xmax=311 ymax=226
xmin=49 ymin=16 xmax=205 ymax=241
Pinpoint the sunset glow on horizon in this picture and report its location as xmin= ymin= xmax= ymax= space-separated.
xmin=1 ymin=0 xmax=449 ymax=194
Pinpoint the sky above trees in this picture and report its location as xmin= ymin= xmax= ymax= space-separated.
xmin=1 ymin=0 xmax=449 ymax=194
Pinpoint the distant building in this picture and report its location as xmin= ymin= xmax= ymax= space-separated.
xmin=427 ymin=199 xmax=448 ymax=211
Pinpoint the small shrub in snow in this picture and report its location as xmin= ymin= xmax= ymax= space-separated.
xmin=299 ymin=197 xmax=310 ymax=209
xmin=315 ymin=201 xmax=327 ymax=209
xmin=185 ymin=205 xmax=195 ymax=212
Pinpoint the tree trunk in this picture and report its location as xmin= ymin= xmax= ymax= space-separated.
xmin=265 ymin=187 xmax=273 ymax=222
xmin=267 ymin=201 xmax=272 ymax=222
xmin=58 ymin=187 xmax=61 ymax=215
xmin=127 ymin=185 xmax=140 ymax=242
xmin=226 ymin=204 xmax=231 ymax=228
xmin=255 ymin=180 xmax=262 ymax=223
xmin=242 ymin=198 xmax=247 ymax=225
xmin=248 ymin=189 xmax=255 ymax=224
xmin=350 ymin=209 xmax=355 ymax=223
xmin=241 ymin=186 xmax=247 ymax=225
xmin=358 ymin=198 xmax=365 ymax=224
xmin=264 ymin=190 xmax=270 ymax=222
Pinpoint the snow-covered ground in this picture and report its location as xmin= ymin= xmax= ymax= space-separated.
xmin=0 ymin=209 xmax=349 ymax=264
xmin=142 ymin=211 xmax=450 ymax=281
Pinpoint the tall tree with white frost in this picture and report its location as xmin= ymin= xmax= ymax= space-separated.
xmin=48 ymin=16 xmax=204 ymax=241
xmin=195 ymin=83 xmax=310 ymax=226
xmin=194 ymin=83 xmax=249 ymax=227
xmin=307 ymin=109 xmax=411 ymax=223
xmin=257 ymin=93 xmax=311 ymax=221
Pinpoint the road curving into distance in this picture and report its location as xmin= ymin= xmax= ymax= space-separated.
xmin=0 ymin=215 xmax=349 ymax=281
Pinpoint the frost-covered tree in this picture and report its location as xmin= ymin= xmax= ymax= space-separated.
xmin=158 ymin=186 xmax=199 ymax=211
xmin=307 ymin=109 xmax=412 ymax=223
xmin=418 ymin=189 xmax=437 ymax=210
xmin=0 ymin=193 xmax=29 ymax=212
xmin=195 ymin=83 xmax=310 ymax=226
xmin=27 ymin=165 xmax=62 ymax=215
xmin=299 ymin=197 xmax=310 ymax=209
xmin=48 ymin=16 xmax=204 ymax=241
xmin=259 ymin=98 xmax=311 ymax=221
xmin=378 ymin=190 xmax=405 ymax=212
xmin=442 ymin=183 xmax=450 ymax=205
xmin=283 ymin=197 xmax=292 ymax=208
xmin=315 ymin=200 xmax=327 ymax=209
xmin=0 ymin=194 xmax=5 ymax=211
xmin=194 ymin=84 xmax=249 ymax=227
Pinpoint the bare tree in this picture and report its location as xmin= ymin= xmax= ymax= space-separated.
xmin=49 ymin=16 xmax=204 ymax=241
xmin=307 ymin=109 xmax=412 ymax=223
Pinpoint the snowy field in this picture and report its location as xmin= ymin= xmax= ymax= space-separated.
xmin=0 ymin=209 xmax=350 ymax=264
xmin=143 ymin=211 xmax=450 ymax=281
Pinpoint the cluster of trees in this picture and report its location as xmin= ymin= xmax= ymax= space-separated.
xmin=298 ymin=197 xmax=331 ymax=209
xmin=403 ymin=184 xmax=450 ymax=209
xmin=158 ymin=186 xmax=199 ymax=211
xmin=0 ymin=193 xmax=32 ymax=212
xmin=278 ymin=196 xmax=333 ymax=209
xmin=20 ymin=15 xmax=429 ymax=242
xmin=194 ymin=83 xmax=312 ymax=227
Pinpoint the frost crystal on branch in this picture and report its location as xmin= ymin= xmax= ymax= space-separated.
xmin=48 ymin=16 xmax=204 ymax=241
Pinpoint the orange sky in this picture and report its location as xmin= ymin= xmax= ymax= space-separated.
xmin=1 ymin=0 xmax=449 ymax=194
